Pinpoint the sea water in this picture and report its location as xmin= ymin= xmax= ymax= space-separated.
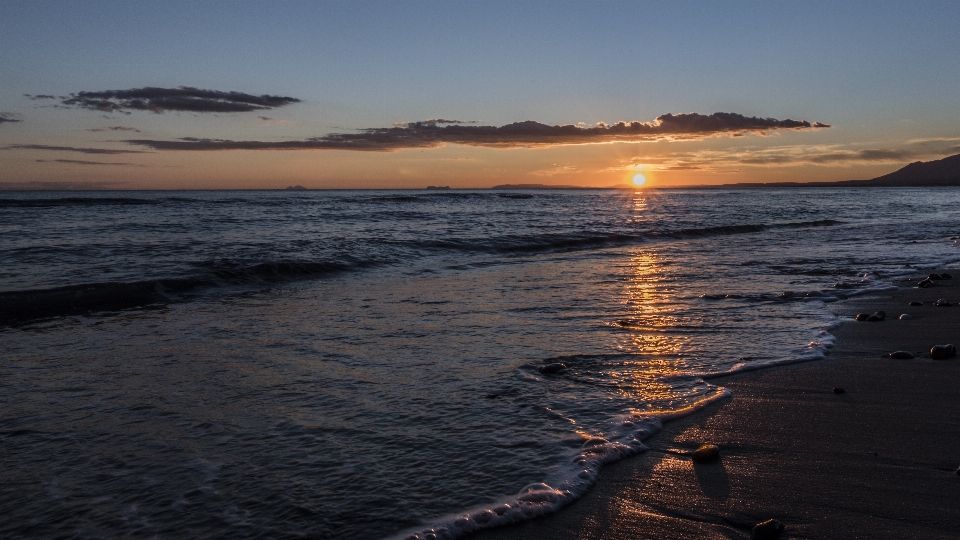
xmin=1 ymin=188 xmax=958 ymax=539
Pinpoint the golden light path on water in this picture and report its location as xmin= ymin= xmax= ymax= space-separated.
xmin=611 ymin=192 xmax=721 ymax=417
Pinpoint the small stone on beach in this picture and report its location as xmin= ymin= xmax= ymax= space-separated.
xmin=934 ymin=298 xmax=952 ymax=307
xmin=930 ymin=344 xmax=956 ymax=360
xmin=941 ymin=272 xmax=952 ymax=279
xmin=899 ymin=313 xmax=912 ymax=320
xmin=751 ymin=518 xmax=784 ymax=540
xmin=928 ymin=273 xmax=943 ymax=280
xmin=866 ymin=310 xmax=885 ymax=322
xmin=539 ymin=363 xmax=566 ymax=375
xmin=909 ymin=301 xmax=923 ymax=306
xmin=691 ymin=444 xmax=720 ymax=463
xmin=918 ymin=278 xmax=933 ymax=288
xmin=833 ymin=387 xmax=845 ymax=394
xmin=855 ymin=313 xmax=870 ymax=321
xmin=889 ymin=351 xmax=915 ymax=359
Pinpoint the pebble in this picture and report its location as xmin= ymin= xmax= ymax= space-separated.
xmin=955 ymin=466 xmax=960 ymax=476
xmin=941 ymin=272 xmax=953 ymax=279
xmin=928 ymin=273 xmax=943 ymax=280
xmin=691 ymin=444 xmax=720 ymax=463
xmin=539 ymin=363 xmax=566 ymax=375
xmin=899 ymin=313 xmax=912 ymax=320
xmin=855 ymin=313 xmax=870 ymax=321
xmin=889 ymin=351 xmax=916 ymax=359
xmin=909 ymin=301 xmax=923 ymax=306
xmin=934 ymin=298 xmax=952 ymax=307
xmin=930 ymin=344 xmax=957 ymax=360
xmin=833 ymin=387 xmax=845 ymax=394
xmin=918 ymin=278 xmax=933 ymax=288
xmin=751 ymin=518 xmax=785 ymax=540
xmin=866 ymin=310 xmax=886 ymax=322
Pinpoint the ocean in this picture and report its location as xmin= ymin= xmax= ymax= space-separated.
xmin=1 ymin=188 xmax=958 ymax=539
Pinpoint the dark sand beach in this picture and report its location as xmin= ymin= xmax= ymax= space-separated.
xmin=469 ymin=272 xmax=960 ymax=540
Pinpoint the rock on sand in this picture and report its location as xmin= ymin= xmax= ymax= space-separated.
xmin=930 ymin=344 xmax=956 ymax=360
xmin=751 ymin=518 xmax=785 ymax=540
xmin=691 ymin=444 xmax=720 ymax=463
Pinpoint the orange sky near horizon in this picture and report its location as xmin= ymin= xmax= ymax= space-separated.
xmin=2 ymin=3 xmax=960 ymax=190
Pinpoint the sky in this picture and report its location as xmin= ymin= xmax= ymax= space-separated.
xmin=2 ymin=1 xmax=960 ymax=189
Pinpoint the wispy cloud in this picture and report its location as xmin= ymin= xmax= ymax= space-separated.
xmin=2 ymin=144 xmax=151 ymax=155
xmin=87 ymin=125 xmax=140 ymax=132
xmin=125 ymin=112 xmax=830 ymax=152
xmin=0 ymin=180 xmax=126 ymax=190
xmin=23 ymin=94 xmax=58 ymax=100
xmin=60 ymin=86 xmax=300 ymax=114
xmin=0 ymin=113 xmax=23 ymax=124
xmin=529 ymin=164 xmax=582 ymax=176
xmin=393 ymin=118 xmax=477 ymax=126
xmin=35 ymin=159 xmax=145 ymax=167
xmin=257 ymin=116 xmax=293 ymax=124
xmin=617 ymin=140 xmax=960 ymax=172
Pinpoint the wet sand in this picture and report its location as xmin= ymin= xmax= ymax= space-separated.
xmin=468 ymin=272 xmax=960 ymax=539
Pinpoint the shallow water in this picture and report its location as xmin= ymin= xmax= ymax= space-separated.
xmin=1 ymin=188 xmax=958 ymax=539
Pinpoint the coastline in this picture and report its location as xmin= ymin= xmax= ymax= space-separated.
xmin=465 ymin=271 xmax=960 ymax=539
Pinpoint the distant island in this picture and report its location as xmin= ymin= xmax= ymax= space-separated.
xmin=285 ymin=185 xmax=308 ymax=190
xmin=425 ymin=185 xmax=451 ymax=190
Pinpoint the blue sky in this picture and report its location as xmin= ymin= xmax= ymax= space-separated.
xmin=2 ymin=1 xmax=960 ymax=188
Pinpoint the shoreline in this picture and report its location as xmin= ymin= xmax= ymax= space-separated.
xmin=464 ymin=271 xmax=960 ymax=540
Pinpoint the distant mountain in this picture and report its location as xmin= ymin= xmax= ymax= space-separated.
xmin=490 ymin=183 xmax=634 ymax=190
xmin=865 ymin=153 xmax=960 ymax=185
xmin=491 ymin=183 xmax=586 ymax=189
xmin=713 ymin=153 xmax=960 ymax=188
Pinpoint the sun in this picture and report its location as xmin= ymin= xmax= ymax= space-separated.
xmin=632 ymin=173 xmax=647 ymax=187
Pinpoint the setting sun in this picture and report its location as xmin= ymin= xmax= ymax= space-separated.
xmin=632 ymin=173 xmax=647 ymax=187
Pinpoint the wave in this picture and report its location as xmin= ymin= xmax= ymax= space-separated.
xmin=383 ymin=219 xmax=843 ymax=257
xmin=388 ymin=388 xmax=731 ymax=540
xmin=664 ymin=219 xmax=842 ymax=239
xmin=390 ymin=263 xmax=900 ymax=540
xmin=0 ymin=259 xmax=381 ymax=326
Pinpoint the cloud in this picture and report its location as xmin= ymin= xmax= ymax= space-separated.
xmin=2 ymin=144 xmax=151 ymax=155
xmin=257 ymin=116 xmax=293 ymax=124
xmin=35 ymin=159 xmax=145 ymax=167
xmin=0 ymin=180 xmax=126 ymax=190
xmin=393 ymin=118 xmax=477 ymax=126
xmin=60 ymin=86 xmax=300 ymax=113
xmin=0 ymin=113 xmax=22 ymax=124
xmin=24 ymin=94 xmax=57 ymax=100
xmin=125 ymin=112 xmax=830 ymax=152
xmin=87 ymin=125 xmax=140 ymax=132
xmin=617 ymin=140 xmax=960 ymax=172
xmin=529 ymin=164 xmax=581 ymax=176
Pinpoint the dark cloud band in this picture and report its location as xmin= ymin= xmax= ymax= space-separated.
xmin=0 ymin=113 xmax=23 ymax=124
xmin=126 ymin=112 xmax=830 ymax=151
xmin=61 ymin=86 xmax=300 ymax=113
xmin=2 ymin=144 xmax=151 ymax=155
xmin=87 ymin=126 xmax=140 ymax=132
xmin=36 ymin=159 xmax=144 ymax=167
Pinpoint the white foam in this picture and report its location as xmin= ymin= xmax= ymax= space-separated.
xmin=386 ymin=269 xmax=912 ymax=540
xmin=387 ymin=389 xmax=729 ymax=540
